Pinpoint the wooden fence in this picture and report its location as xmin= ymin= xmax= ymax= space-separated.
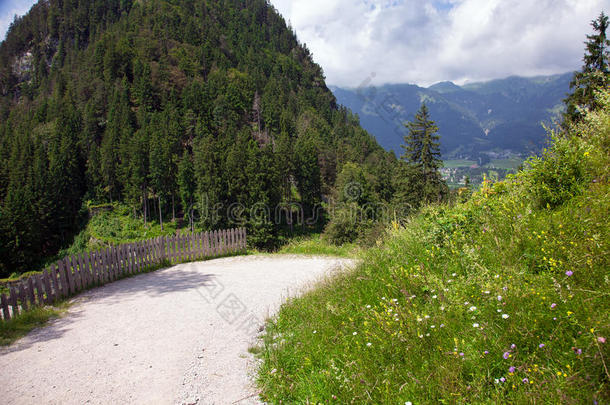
xmin=0 ymin=228 xmax=247 ymax=322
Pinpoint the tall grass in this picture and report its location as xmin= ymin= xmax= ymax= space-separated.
xmin=255 ymin=92 xmax=610 ymax=403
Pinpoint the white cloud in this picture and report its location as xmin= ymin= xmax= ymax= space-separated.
xmin=2 ymin=0 xmax=609 ymax=87
xmin=270 ymin=0 xmax=610 ymax=86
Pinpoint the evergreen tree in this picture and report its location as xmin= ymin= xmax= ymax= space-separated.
xmin=400 ymin=103 xmax=446 ymax=203
xmin=565 ymin=12 xmax=610 ymax=122
xmin=177 ymin=151 xmax=196 ymax=232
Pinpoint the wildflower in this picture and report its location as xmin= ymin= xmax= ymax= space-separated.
xmin=494 ymin=379 xmax=499 ymax=384
xmin=424 ymin=315 xmax=430 ymax=319
xmin=473 ymin=323 xmax=480 ymax=328
xmin=573 ymin=348 xmax=582 ymax=355
xmin=431 ymin=325 xmax=436 ymax=329
xmin=598 ymin=337 xmax=606 ymax=344
xmin=503 ymin=286 xmax=508 ymax=291
xmin=511 ymin=344 xmax=517 ymax=349
xmin=417 ymin=317 xmax=423 ymax=322
xmin=270 ymin=368 xmax=277 ymax=374
xmin=353 ymin=332 xmax=357 ymax=336
xmin=484 ymin=350 xmax=489 ymax=354
xmin=440 ymin=324 xmax=445 ymax=328
xmin=405 ymin=402 xmax=413 ymax=405
xmin=484 ymin=290 xmax=490 ymax=294
xmin=502 ymin=314 xmax=510 ymax=319
xmin=366 ymin=305 xmax=371 ymax=309
xmin=539 ymin=343 xmax=545 ymax=348
xmin=497 ymin=295 xmax=503 ymax=301
xmin=432 ymin=295 xmax=437 ymax=299
xmin=459 ymin=352 xmax=464 ymax=357
xmin=503 ymin=352 xmax=510 ymax=359
xmin=522 ymin=378 xmax=529 ymax=384
xmin=452 ymin=273 xmax=457 ymax=277
xmin=366 ymin=342 xmax=372 ymax=347
xmin=565 ymin=270 xmax=573 ymax=277
xmin=469 ymin=306 xmax=477 ymax=312
xmin=551 ymin=303 xmax=557 ymax=309
xmin=500 ymin=377 xmax=506 ymax=382
xmin=497 ymin=309 xmax=502 ymax=313
xmin=313 ymin=330 xmax=317 ymax=334
xmin=440 ymin=306 xmax=445 ymax=311
xmin=509 ymin=366 xmax=516 ymax=373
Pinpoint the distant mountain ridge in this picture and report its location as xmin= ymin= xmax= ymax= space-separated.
xmin=331 ymin=73 xmax=572 ymax=159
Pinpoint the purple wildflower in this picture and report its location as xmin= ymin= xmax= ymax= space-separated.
xmin=565 ymin=270 xmax=573 ymax=277
xmin=551 ymin=303 xmax=557 ymax=309
xmin=539 ymin=343 xmax=545 ymax=348
xmin=511 ymin=344 xmax=516 ymax=349
xmin=459 ymin=352 xmax=465 ymax=357
xmin=503 ymin=352 xmax=510 ymax=359
xmin=484 ymin=351 xmax=489 ymax=355
xmin=500 ymin=377 xmax=506 ymax=382
xmin=522 ymin=378 xmax=529 ymax=384
xmin=509 ymin=366 xmax=516 ymax=373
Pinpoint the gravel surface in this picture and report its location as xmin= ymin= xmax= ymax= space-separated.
xmin=0 ymin=255 xmax=354 ymax=405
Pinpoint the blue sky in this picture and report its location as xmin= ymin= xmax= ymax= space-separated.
xmin=2 ymin=0 xmax=610 ymax=86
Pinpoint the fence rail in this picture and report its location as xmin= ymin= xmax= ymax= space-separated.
xmin=0 ymin=228 xmax=247 ymax=322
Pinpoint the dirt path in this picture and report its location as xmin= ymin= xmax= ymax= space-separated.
xmin=0 ymin=255 xmax=354 ymax=405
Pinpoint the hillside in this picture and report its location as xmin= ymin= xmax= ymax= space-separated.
xmin=331 ymin=73 xmax=571 ymax=159
xmin=0 ymin=0 xmax=395 ymax=276
xmin=256 ymin=90 xmax=610 ymax=403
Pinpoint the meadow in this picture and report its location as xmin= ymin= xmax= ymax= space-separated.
xmin=255 ymin=92 xmax=610 ymax=403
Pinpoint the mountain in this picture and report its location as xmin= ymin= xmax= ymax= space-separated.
xmin=331 ymin=73 xmax=572 ymax=159
xmin=0 ymin=0 xmax=394 ymax=275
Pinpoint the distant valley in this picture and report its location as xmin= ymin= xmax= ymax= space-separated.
xmin=331 ymin=73 xmax=572 ymax=161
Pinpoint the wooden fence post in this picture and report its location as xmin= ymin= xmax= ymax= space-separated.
xmin=42 ymin=268 xmax=54 ymax=304
xmin=1 ymin=293 xmax=10 ymax=321
xmin=9 ymin=286 xmax=19 ymax=317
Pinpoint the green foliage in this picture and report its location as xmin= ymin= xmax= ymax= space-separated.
xmin=0 ymin=0 xmax=396 ymax=275
xmin=565 ymin=12 xmax=610 ymax=123
xmin=276 ymin=234 xmax=360 ymax=258
xmin=0 ymin=303 xmax=69 ymax=346
xmin=399 ymin=103 xmax=448 ymax=204
xmin=256 ymin=91 xmax=610 ymax=403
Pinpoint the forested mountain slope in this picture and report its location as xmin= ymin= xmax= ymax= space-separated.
xmin=0 ymin=0 xmax=395 ymax=276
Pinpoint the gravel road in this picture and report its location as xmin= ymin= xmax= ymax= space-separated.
xmin=0 ymin=255 xmax=354 ymax=405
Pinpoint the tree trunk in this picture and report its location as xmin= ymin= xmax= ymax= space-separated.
xmin=172 ymin=194 xmax=176 ymax=222
xmin=143 ymin=192 xmax=147 ymax=225
xmin=159 ymin=196 xmax=163 ymax=230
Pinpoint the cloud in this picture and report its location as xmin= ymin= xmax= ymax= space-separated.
xmin=2 ymin=0 xmax=609 ymax=87
xmin=270 ymin=0 xmax=610 ymax=86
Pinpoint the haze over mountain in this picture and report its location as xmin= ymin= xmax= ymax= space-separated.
xmin=331 ymin=73 xmax=572 ymax=159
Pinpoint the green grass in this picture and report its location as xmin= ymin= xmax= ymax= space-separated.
xmin=0 ymin=302 xmax=70 ymax=345
xmin=255 ymin=92 xmax=610 ymax=403
xmin=484 ymin=158 xmax=524 ymax=170
xmin=443 ymin=159 xmax=477 ymax=168
xmin=275 ymin=234 xmax=360 ymax=258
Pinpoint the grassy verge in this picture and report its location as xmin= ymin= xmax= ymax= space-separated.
xmin=255 ymin=93 xmax=610 ymax=403
xmin=0 ymin=302 xmax=71 ymax=346
xmin=275 ymin=234 xmax=360 ymax=258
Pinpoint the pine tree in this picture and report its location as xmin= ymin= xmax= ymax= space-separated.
xmin=565 ymin=12 xmax=610 ymax=122
xmin=400 ymin=103 xmax=446 ymax=203
xmin=178 ymin=151 xmax=196 ymax=232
